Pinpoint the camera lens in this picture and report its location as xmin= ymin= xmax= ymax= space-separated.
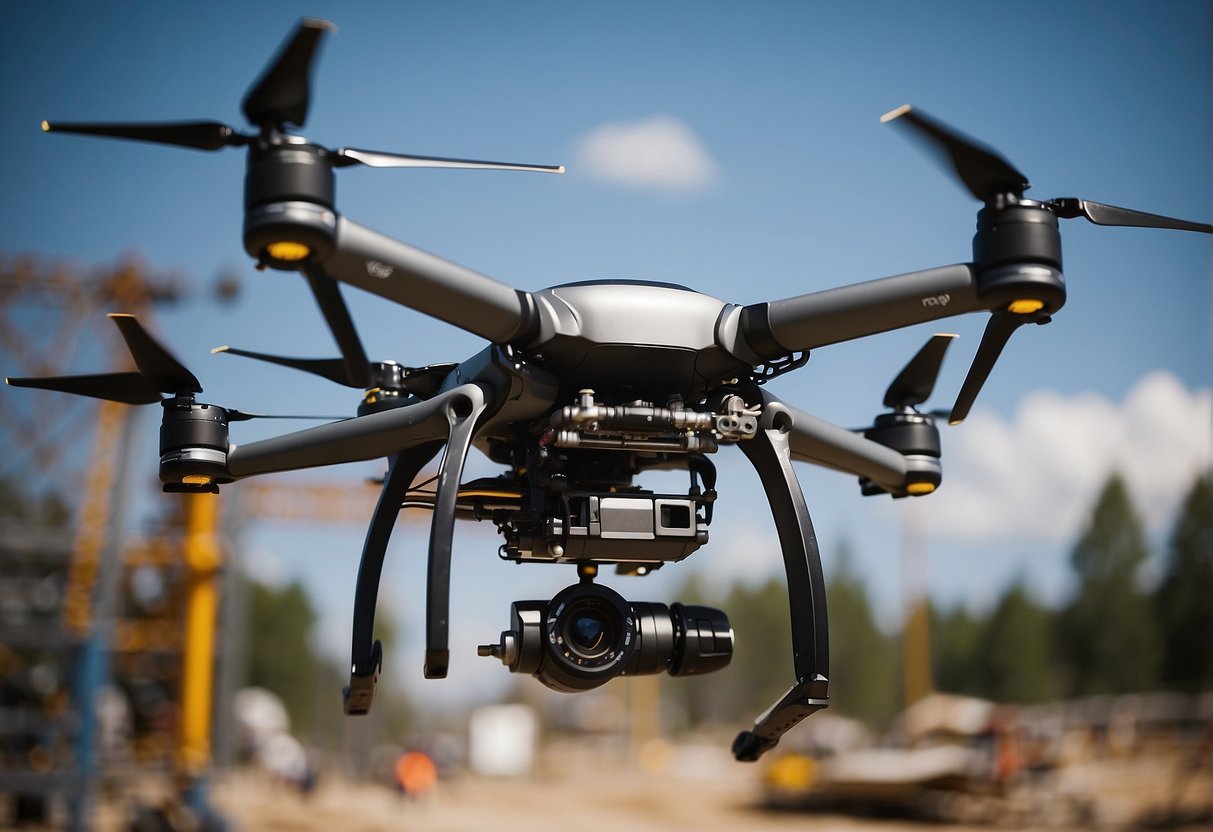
xmin=564 ymin=607 xmax=613 ymax=658
xmin=541 ymin=583 xmax=637 ymax=691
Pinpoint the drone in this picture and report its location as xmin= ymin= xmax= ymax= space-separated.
xmin=9 ymin=19 xmax=1210 ymax=762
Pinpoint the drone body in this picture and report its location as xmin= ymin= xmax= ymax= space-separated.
xmin=9 ymin=19 xmax=1209 ymax=763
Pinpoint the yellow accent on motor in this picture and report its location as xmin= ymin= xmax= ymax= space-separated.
xmin=266 ymin=241 xmax=311 ymax=261
xmin=1007 ymin=298 xmax=1045 ymax=314
xmin=907 ymin=482 xmax=936 ymax=495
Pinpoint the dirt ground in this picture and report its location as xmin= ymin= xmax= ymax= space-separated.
xmin=212 ymin=768 xmax=959 ymax=832
xmin=42 ymin=731 xmax=1203 ymax=830
xmin=24 ymin=747 xmax=1204 ymax=831
xmin=204 ymin=742 xmax=1211 ymax=832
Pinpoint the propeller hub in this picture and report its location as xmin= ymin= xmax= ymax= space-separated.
xmin=358 ymin=362 xmax=413 ymax=416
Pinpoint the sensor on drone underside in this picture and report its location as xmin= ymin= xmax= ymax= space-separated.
xmin=506 ymin=491 xmax=710 ymax=566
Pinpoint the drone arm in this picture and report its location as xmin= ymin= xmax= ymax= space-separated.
xmin=732 ymin=263 xmax=980 ymax=360
xmin=318 ymin=217 xmax=538 ymax=345
xmin=226 ymin=383 xmax=487 ymax=478
xmin=733 ymin=400 xmax=830 ymax=761
xmin=762 ymin=393 xmax=908 ymax=493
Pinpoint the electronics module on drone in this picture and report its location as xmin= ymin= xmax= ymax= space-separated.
xmin=9 ymin=19 xmax=1209 ymax=762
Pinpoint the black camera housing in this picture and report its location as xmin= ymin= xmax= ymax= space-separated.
xmin=479 ymin=582 xmax=732 ymax=692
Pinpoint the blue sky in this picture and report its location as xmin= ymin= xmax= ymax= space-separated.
xmin=2 ymin=2 xmax=1209 ymax=708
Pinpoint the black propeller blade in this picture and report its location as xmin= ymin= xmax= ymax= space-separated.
xmin=213 ymin=345 xmax=352 ymax=386
xmin=226 ymin=409 xmax=347 ymax=423
xmin=6 ymin=370 xmax=162 ymax=405
xmin=948 ymin=311 xmax=1048 ymax=425
xmin=883 ymin=104 xmax=1212 ymax=234
xmin=884 ymin=333 xmax=957 ymax=410
xmin=7 ymin=313 xmax=198 ymax=404
xmin=301 ymin=267 xmax=372 ymax=387
xmin=335 ymin=147 xmax=565 ymax=174
xmin=212 ymin=345 xmax=456 ymax=399
xmin=41 ymin=18 xmax=563 ymax=177
xmin=884 ymin=104 xmax=1209 ymax=423
xmin=881 ymin=104 xmax=1029 ymax=202
xmin=40 ymin=119 xmax=248 ymax=151
xmin=109 ymin=314 xmax=202 ymax=395
xmin=1048 ymin=198 xmax=1212 ymax=233
xmin=241 ymin=17 xmax=333 ymax=129
xmin=7 ymin=314 xmax=339 ymax=422
xmin=38 ymin=20 xmax=333 ymax=151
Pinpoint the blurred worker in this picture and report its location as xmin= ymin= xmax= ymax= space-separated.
xmin=395 ymin=750 xmax=438 ymax=799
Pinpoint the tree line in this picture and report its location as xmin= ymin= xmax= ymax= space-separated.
xmin=668 ymin=472 xmax=1211 ymax=730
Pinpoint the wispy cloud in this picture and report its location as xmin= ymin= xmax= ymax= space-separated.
xmin=574 ymin=115 xmax=719 ymax=192
xmin=929 ymin=371 xmax=1211 ymax=544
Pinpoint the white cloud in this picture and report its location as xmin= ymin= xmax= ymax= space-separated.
xmin=929 ymin=371 xmax=1211 ymax=544
xmin=574 ymin=115 xmax=719 ymax=191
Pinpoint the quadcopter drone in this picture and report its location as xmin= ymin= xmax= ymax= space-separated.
xmin=9 ymin=19 xmax=1210 ymax=762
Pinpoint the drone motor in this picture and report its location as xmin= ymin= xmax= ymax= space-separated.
xmin=159 ymin=397 xmax=235 ymax=493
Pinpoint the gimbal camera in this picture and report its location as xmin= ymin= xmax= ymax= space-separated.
xmin=478 ymin=568 xmax=732 ymax=693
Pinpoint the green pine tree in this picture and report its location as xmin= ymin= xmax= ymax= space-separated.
xmin=244 ymin=580 xmax=322 ymax=734
xmin=1058 ymin=473 xmax=1160 ymax=696
xmin=1155 ymin=475 xmax=1212 ymax=691
xmin=721 ymin=577 xmax=796 ymax=719
xmin=825 ymin=544 xmax=899 ymax=726
xmin=977 ymin=580 xmax=1055 ymax=703
xmin=930 ymin=601 xmax=983 ymax=697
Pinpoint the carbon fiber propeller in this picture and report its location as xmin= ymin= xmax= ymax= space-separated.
xmin=883 ymin=104 xmax=1211 ymax=424
xmin=6 ymin=314 xmax=336 ymax=421
xmin=882 ymin=104 xmax=1213 ymax=233
xmin=41 ymin=18 xmax=563 ymax=175
xmin=883 ymin=333 xmax=956 ymax=411
xmin=7 ymin=314 xmax=197 ymax=404
xmin=212 ymin=345 xmax=455 ymax=399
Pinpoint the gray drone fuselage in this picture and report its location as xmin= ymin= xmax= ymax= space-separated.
xmin=525 ymin=279 xmax=749 ymax=403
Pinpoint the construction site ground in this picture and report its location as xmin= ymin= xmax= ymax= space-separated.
xmin=15 ymin=730 xmax=1205 ymax=829
xmin=202 ymin=745 xmax=1209 ymax=832
xmin=212 ymin=768 xmax=994 ymax=832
